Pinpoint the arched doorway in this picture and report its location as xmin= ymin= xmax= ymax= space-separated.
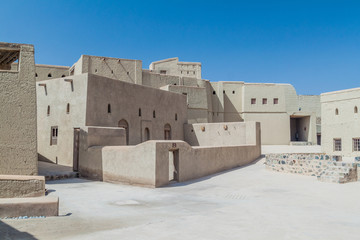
xmin=164 ymin=124 xmax=171 ymax=140
xmin=118 ymin=119 xmax=129 ymax=145
xmin=144 ymin=127 xmax=150 ymax=141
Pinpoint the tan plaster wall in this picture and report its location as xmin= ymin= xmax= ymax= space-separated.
xmin=0 ymin=43 xmax=37 ymax=175
xmin=242 ymin=83 xmax=289 ymax=113
xmin=71 ymin=55 xmax=142 ymax=85
xmin=87 ymin=127 xmax=126 ymax=147
xmin=184 ymin=122 xmax=256 ymax=146
xmin=321 ymin=88 xmax=360 ymax=156
xmin=165 ymin=85 xmax=209 ymax=123
xmin=86 ymin=74 xmax=188 ymax=145
xmin=37 ymin=74 xmax=88 ymax=166
xmin=142 ymin=71 xmax=181 ymax=88
xmin=149 ymin=57 xmax=201 ymax=79
xmin=79 ymin=122 xmax=260 ymax=187
xmin=35 ymin=64 xmax=69 ymax=81
xmin=242 ymin=113 xmax=290 ymax=145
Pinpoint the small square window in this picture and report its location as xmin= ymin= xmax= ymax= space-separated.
xmin=333 ymin=138 xmax=342 ymax=151
xmin=262 ymin=98 xmax=267 ymax=104
xmin=353 ymin=138 xmax=360 ymax=151
xmin=251 ymin=98 xmax=256 ymax=104
xmin=160 ymin=70 xmax=166 ymax=74
xmin=274 ymin=98 xmax=279 ymax=104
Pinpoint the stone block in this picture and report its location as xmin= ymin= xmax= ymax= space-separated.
xmin=0 ymin=175 xmax=45 ymax=198
xmin=0 ymin=196 xmax=59 ymax=218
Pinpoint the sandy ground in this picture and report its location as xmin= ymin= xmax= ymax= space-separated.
xmin=1 ymin=145 xmax=359 ymax=240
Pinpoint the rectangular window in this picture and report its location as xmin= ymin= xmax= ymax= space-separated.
xmin=262 ymin=98 xmax=267 ymax=104
xmin=333 ymin=138 xmax=342 ymax=151
xmin=50 ymin=126 xmax=58 ymax=145
xmin=160 ymin=70 xmax=167 ymax=74
xmin=251 ymin=98 xmax=256 ymax=104
xmin=353 ymin=138 xmax=360 ymax=151
xmin=273 ymin=98 xmax=279 ymax=104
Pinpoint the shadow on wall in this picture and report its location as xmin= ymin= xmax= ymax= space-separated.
xmin=78 ymin=129 xmax=104 ymax=181
xmin=0 ymin=220 xmax=38 ymax=240
xmin=164 ymin=155 xmax=264 ymax=188
xmin=224 ymin=93 xmax=243 ymax=122
xmin=38 ymin=153 xmax=55 ymax=164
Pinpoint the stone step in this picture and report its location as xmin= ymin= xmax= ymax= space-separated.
xmin=44 ymin=172 xmax=78 ymax=181
xmin=0 ymin=196 xmax=59 ymax=218
xmin=0 ymin=175 xmax=45 ymax=198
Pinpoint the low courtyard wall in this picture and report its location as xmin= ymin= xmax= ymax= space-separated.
xmin=79 ymin=122 xmax=261 ymax=187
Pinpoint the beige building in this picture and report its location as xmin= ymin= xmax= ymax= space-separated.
xmin=36 ymin=56 xmax=321 ymax=146
xmin=147 ymin=58 xmax=321 ymax=145
xmin=0 ymin=42 xmax=38 ymax=175
xmin=36 ymin=54 xmax=261 ymax=187
xmin=321 ymin=87 xmax=360 ymax=157
xmin=149 ymin=57 xmax=202 ymax=79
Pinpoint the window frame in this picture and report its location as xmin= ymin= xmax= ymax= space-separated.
xmin=50 ymin=126 xmax=58 ymax=146
xmin=333 ymin=138 xmax=342 ymax=151
xmin=353 ymin=138 xmax=360 ymax=152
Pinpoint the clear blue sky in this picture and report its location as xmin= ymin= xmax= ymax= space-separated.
xmin=1 ymin=0 xmax=360 ymax=95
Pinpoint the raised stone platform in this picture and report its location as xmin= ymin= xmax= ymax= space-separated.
xmin=265 ymin=153 xmax=358 ymax=184
xmin=0 ymin=196 xmax=59 ymax=218
xmin=0 ymin=175 xmax=45 ymax=198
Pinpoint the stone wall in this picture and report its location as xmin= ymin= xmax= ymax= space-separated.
xmin=266 ymin=153 xmax=358 ymax=183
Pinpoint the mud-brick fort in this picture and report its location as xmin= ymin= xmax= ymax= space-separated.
xmin=1 ymin=41 xmax=360 ymax=218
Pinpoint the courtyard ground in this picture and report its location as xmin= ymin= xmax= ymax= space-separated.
xmin=1 ymin=145 xmax=359 ymax=240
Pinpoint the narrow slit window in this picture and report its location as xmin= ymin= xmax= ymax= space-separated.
xmin=139 ymin=108 xmax=142 ymax=117
xmin=153 ymin=110 xmax=156 ymax=118
xmin=66 ymin=103 xmax=70 ymax=114
xmin=47 ymin=105 xmax=50 ymax=116
xmin=355 ymin=106 xmax=358 ymax=113
xmin=108 ymin=104 xmax=111 ymax=113
xmin=335 ymin=108 xmax=339 ymax=115
xmin=175 ymin=113 xmax=178 ymax=121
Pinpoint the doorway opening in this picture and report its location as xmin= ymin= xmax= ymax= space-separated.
xmin=144 ymin=127 xmax=150 ymax=141
xmin=168 ymin=150 xmax=179 ymax=182
xmin=73 ymin=128 xmax=80 ymax=172
xmin=118 ymin=119 xmax=129 ymax=145
xmin=290 ymin=116 xmax=310 ymax=142
xmin=164 ymin=123 xmax=171 ymax=140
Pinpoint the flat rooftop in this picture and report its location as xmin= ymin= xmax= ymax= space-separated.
xmin=1 ymin=145 xmax=359 ymax=240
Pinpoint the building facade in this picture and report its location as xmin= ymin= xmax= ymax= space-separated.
xmin=321 ymin=87 xmax=360 ymax=157
xmin=35 ymin=56 xmax=321 ymax=146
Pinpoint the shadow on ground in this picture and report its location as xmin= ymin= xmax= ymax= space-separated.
xmin=0 ymin=220 xmax=38 ymax=240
